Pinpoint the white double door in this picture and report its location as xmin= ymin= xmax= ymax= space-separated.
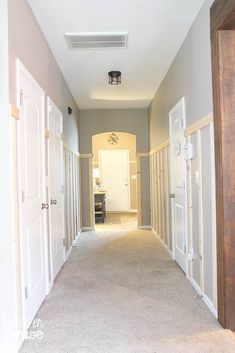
xmin=99 ymin=150 xmax=130 ymax=212
xmin=47 ymin=98 xmax=65 ymax=280
xmin=18 ymin=61 xmax=64 ymax=329
xmin=169 ymin=98 xmax=187 ymax=273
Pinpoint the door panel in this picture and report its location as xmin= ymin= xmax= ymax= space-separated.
xmin=99 ymin=150 xmax=130 ymax=212
xmin=48 ymin=98 xmax=64 ymax=280
xmin=27 ymin=219 xmax=44 ymax=292
xmin=169 ymin=98 xmax=187 ymax=273
xmin=17 ymin=61 xmax=46 ymax=328
xmin=175 ymin=204 xmax=184 ymax=252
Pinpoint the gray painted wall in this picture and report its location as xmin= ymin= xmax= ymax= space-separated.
xmin=148 ymin=0 xmax=217 ymax=309
xmin=8 ymin=0 xmax=79 ymax=151
xmin=79 ymin=109 xmax=151 ymax=227
xmin=149 ymin=0 xmax=214 ymax=149
xmin=79 ymin=109 xmax=149 ymax=153
xmin=7 ymin=0 xmax=80 ymax=340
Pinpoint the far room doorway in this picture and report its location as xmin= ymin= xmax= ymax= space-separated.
xmin=92 ymin=132 xmax=137 ymax=229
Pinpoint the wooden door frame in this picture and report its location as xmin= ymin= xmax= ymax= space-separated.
xmin=211 ymin=0 xmax=235 ymax=330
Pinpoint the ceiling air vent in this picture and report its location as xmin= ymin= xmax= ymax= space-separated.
xmin=65 ymin=32 xmax=128 ymax=49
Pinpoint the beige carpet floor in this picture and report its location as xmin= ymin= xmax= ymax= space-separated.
xmin=96 ymin=212 xmax=137 ymax=230
xmin=20 ymin=226 xmax=235 ymax=353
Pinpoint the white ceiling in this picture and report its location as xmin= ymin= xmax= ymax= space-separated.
xmin=27 ymin=0 xmax=205 ymax=110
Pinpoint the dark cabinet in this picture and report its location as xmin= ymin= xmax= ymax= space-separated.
xmin=94 ymin=192 xmax=106 ymax=223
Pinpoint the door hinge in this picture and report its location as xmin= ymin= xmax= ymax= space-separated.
xmin=22 ymin=190 xmax=25 ymax=203
xmin=188 ymin=252 xmax=194 ymax=261
xmin=63 ymin=238 xmax=66 ymax=246
xmin=25 ymin=286 xmax=28 ymax=299
xmin=184 ymin=245 xmax=187 ymax=254
xmin=20 ymin=90 xmax=24 ymax=106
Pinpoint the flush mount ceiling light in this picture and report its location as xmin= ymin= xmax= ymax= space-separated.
xmin=108 ymin=71 xmax=121 ymax=85
xmin=108 ymin=132 xmax=119 ymax=145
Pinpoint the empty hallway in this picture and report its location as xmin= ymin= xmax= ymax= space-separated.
xmin=20 ymin=227 xmax=235 ymax=353
xmin=3 ymin=0 xmax=235 ymax=351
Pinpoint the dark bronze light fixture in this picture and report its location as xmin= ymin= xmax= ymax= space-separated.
xmin=108 ymin=71 xmax=121 ymax=85
xmin=68 ymin=106 xmax=73 ymax=115
xmin=108 ymin=132 xmax=119 ymax=145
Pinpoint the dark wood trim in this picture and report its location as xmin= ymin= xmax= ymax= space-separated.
xmin=211 ymin=0 xmax=235 ymax=30
xmin=211 ymin=0 xmax=235 ymax=330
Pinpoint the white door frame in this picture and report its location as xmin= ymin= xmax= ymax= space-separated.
xmin=169 ymin=97 xmax=188 ymax=274
xmin=16 ymin=60 xmax=48 ymax=330
xmin=99 ymin=149 xmax=131 ymax=212
xmin=0 ymin=1 xmax=20 ymax=351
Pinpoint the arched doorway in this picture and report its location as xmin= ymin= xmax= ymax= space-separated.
xmin=92 ymin=132 xmax=137 ymax=229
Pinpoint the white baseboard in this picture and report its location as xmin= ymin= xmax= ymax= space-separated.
xmin=203 ymin=293 xmax=218 ymax=318
xmin=17 ymin=333 xmax=25 ymax=353
xmin=65 ymin=245 xmax=73 ymax=261
xmin=1 ymin=331 xmax=24 ymax=353
xmin=46 ymin=277 xmax=53 ymax=295
xmin=0 ymin=342 xmax=18 ymax=353
xmin=187 ymin=275 xmax=218 ymax=318
xmin=73 ymin=231 xmax=81 ymax=245
xmin=64 ymin=232 xmax=81 ymax=261
xmin=152 ymin=229 xmax=172 ymax=256
xmin=152 ymin=229 xmax=217 ymax=318
xmin=138 ymin=225 xmax=152 ymax=230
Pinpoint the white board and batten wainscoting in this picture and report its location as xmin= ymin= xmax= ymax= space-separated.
xmin=150 ymin=97 xmax=217 ymax=317
xmin=63 ymin=145 xmax=81 ymax=256
xmin=15 ymin=60 xmax=81 ymax=335
xmin=99 ymin=150 xmax=130 ymax=212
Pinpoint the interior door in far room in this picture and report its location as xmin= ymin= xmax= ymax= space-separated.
xmin=47 ymin=98 xmax=65 ymax=280
xmin=17 ymin=61 xmax=46 ymax=328
xmin=99 ymin=150 xmax=130 ymax=212
xmin=169 ymin=98 xmax=187 ymax=273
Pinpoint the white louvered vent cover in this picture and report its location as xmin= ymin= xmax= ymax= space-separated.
xmin=65 ymin=32 xmax=128 ymax=49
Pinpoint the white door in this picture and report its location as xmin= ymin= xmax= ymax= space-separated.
xmin=17 ymin=61 xmax=46 ymax=328
xmin=169 ymin=98 xmax=187 ymax=273
xmin=99 ymin=150 xmax=130 ymax=212
xmin=47 ymin=98 xmax=65 ymax=280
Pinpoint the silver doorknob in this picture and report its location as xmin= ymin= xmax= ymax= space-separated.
xmin=42 ymin=203 xmax=49 ymax=210
xmin=50 ymin=199 xmax=57 ymax=205
xmin=169 ymin=194 xmax=175 ymax=199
